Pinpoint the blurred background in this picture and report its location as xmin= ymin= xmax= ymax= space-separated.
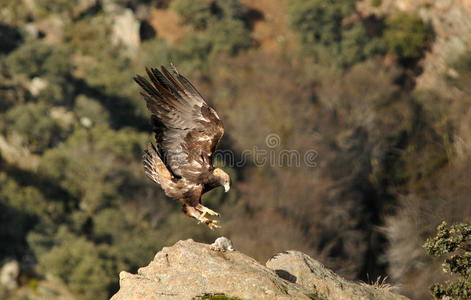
xmin=0 ymin=0 xmax=470 ymax=299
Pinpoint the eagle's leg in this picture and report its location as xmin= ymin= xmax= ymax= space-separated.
xmin=182 ymin=205 xmax=201 ymax=219
xmin=196 ymin=204 xmax=220 ymax=218
xmin=182 ymin=204 xmax=220 ymax=230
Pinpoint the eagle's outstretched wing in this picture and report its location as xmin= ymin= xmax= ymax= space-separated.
xmin=134 ymin=65 xmax=224 ymax=182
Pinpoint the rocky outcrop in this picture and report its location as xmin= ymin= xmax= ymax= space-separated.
xmin=111 ymin=239 xmax=408 ymax=300
xmin=267 ymin=251 xmax=403 ymax=300
xmin=358 ymin=0 xmax=471 ymax=91
xmin=0 ymin=260 xmax=19 ymax=290
xmin=109 ymin=9 xmax=140 ymax=55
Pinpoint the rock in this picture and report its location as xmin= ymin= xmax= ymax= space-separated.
xmin=357 ymin=0 xmax=471 ymax=92
xmin=29 ymin=77 xmax=48 ymax=96
xmin=111 ymin=239 xmax=408 ymax=300
xmin=109 ymin=9 xmax=140 ymax=55
xmin=0 ymin=260 xmax=19 ymax=290
xmin=267 ymin=251 xmax=407 ymax=300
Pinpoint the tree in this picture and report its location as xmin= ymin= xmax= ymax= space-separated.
xmin=288 ymin=0 xmax=383 ymax=67
xmin=171 ymin=0 xmax=213 ymax=29
xmin=383 ymin=12 xmax=428 ymax=64
xmin=5 ymin=103 xmax=70 ymax=153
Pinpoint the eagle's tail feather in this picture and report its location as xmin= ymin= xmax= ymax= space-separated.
xmin=143 ymin=143 xmax=173 ymax=185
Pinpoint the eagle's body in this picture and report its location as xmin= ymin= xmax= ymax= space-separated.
xmin=134 ymin=65 xmax=230 ymax=229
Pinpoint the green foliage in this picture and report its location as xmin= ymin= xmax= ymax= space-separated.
xmin=393 ymin=89 xmax=453 ymax=186
xmin=138 ymin=38 xmax=175 ymax=68
xmin=38 ymin=125 xmax=147 ymax=211
xmin=5 ymin=39 xmax=75 ymax=105
xmin=288 ymin=0 xmax=384 ymax=67
xmin=0 ymin=0 xmax=32 ymax=23
xmin=0 ymin=173 xmax=48 ymax=217
xmin=79 ymin=48 xmax=132 ymax=97
xmin=445 ymin=50 xmax=471 ymax=95
xmin=31 ymin=226 xmax=118 ymax=300
xmin=6 ymin=40 xmax=72 ymax=80
xmin=340 ymin=22 xmax=385 ymax=67
xmin=64 ymin=14 xmax=111 ymax=56
xmin=371 ymin=0 xmax=382 ymax=7
xmin=172 ymin=0 xmax=252 ymax=67
xmin=74 ymin=95 xmax=110 ymax=126
xmin=205 ymin=19 xmax=252 ymax=56
xmin=0 ymin=173 xmax=46 ymax=259
xmin=174 ymin=33 xmax=213 ymax=71
xmin=36 ymin=0 xmax=82 ymax=19
xmin=171 ymin=0 xmax=213 ymax=29
xmin=5 ymin=103 xmax=70 ymax=153
xmin=424 ymin=221 xmax=471 ymax=299
xmin=288 ymin=0 xmax=344 ymax=50
xmin=28 ymin=123 xmax=163 ymax=299
xmin=212 ymin=0 xmax=246 ymax=20
xmin=383 ymin=12 xmax=428 ymax=64
xmin=89 ymin=208 xmax=163 ymax=268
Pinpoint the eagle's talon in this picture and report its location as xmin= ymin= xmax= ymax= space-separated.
xmin=207 ymin=221 xmax=220 ymax=230
xmin=198 ymin=215 xmax=220 ymax=230
xmin=197 ymin=205 xmax=220 ymax=218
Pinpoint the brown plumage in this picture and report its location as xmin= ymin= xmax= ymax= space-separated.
xmin=134 ymin=64 xmax=230 ymax=229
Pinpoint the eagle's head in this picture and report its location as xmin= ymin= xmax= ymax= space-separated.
xmin=212 ymin=168 xmax=231 ymax=192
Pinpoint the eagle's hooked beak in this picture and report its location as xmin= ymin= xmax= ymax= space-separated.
xmin=224 ymin=183 xmax=230 ymax=193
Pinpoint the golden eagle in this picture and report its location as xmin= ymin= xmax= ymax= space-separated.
xmin=134 ymin=65 xmax=230 ymax=229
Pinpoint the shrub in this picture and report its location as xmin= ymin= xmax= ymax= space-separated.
xmin=340 ymin=22 xmax=385 ymax=67
xmin=6 ymin=40 xmax=72 ymax=79
xmin=383 ymin=12 xmax=428 ymax=64
xmin=424 ymin=221 xmax=471 ymax=299
xmin=36 ymin=0 xmax=82 ymax=19
xmin=172 ymin=0 xmax=247 ymax=29
xmin=212 ymin=0 xmax=246 ymax=20
xmin=371 ymin=0 xmax=382 ymax=7
xmin=5 ymin=103 xmax=69 ymax=153
xmin=171 ymin=0 xmax=213 ymax=29
xmin=74 ymin=95 xmax=110 ymax=126
xmin=288 ymin=0 xmax=344 ymax=51
xmin=30 ymin=226 xmax=117 ymax=300
xmin=288 ymin=0 xmax=383 ymax=67
xmin=205 ymin=19 xmax=252 ymax=56
xmin=0 ymin=174 xmax=46 ymax=259
xmin=445 ymin=50 xmax=471 ymax=95
xmin=6 ymin=40 xmax=75 ymax=105
xmin=171 ymin=0 xmax=252 ymax=64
